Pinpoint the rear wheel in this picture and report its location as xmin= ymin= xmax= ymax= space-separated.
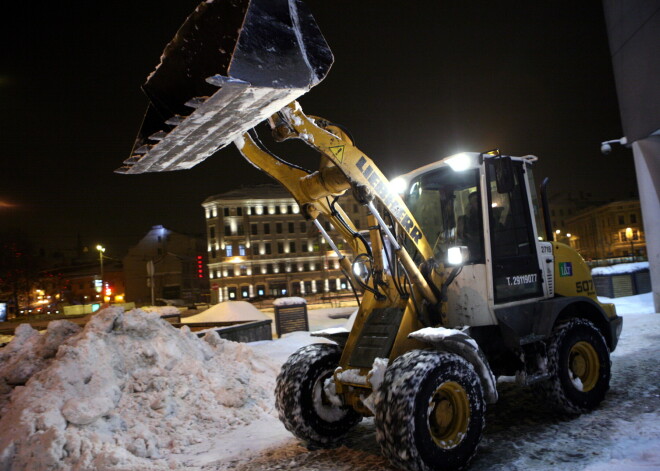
xmin=375 ymin=350 xmax=485 ymax=471
xmin=540 ymin=318 xmax=611 ymax=414
xmin=275 ymin=343 xmax=361 ymax=448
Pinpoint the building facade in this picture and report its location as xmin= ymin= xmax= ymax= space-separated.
xmin=123 ymin=225 xmax=209 ymax=305
xmin=202 ymin=184 xmax=368 ymax=303
xmin=565 ymin=200 xmax=646 ymax=260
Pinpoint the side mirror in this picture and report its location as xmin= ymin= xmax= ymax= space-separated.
xmin=494 ymin=156 xmax=515 ymax=193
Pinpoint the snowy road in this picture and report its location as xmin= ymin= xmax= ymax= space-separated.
xmin=199 ymin=307 xmax=660 ymax=471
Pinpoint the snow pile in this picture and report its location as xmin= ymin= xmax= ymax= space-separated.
xmin=272 ymin=297 xmax=307 ymax=307
xmin=0 ymin=321 xmax=82 ymax=414
xmin=182 ymin=301 xmax=268 ymax=323
xmin=0 ymin=307 xmax=280 ymax=470
xmin=591 ymin=261 xmax=649 ymax=276
xmin=141 ymin=306 xmax=181 ymax=316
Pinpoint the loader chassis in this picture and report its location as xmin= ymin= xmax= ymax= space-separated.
xmin=121 ymin=1 xmax=622 ymax=470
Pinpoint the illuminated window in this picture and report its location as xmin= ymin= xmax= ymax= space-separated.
xmin=226 ymin=245 xmax=233 ymax=257
xmin=238 ymin=244 xmax=246 ymax=256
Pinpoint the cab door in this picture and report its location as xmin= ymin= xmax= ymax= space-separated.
xmin=486 ymin=160 xmax=543 ymax=304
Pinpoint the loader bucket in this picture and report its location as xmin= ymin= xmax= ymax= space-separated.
xmin=118 ymin=0 xmax=333 ymax=174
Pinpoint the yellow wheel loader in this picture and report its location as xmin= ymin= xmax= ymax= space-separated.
xmin=119 ymin=1 xmax=623 ymax=469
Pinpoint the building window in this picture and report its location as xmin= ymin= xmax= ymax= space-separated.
xmin=304 ymin=262 xmax=310 ymax=271
xmin=209 ymin=227 xmax=215 ymax=239
xmin=630 ymin=214 xmax=637 ymax=224
xmin=277 ymin=242 xmax=284 ymax=253
xmin=300 ymin=222 xmax=306 ymax=233
xmin=279 ymin=262 xmax=286 ymax=273
xmin=228 ymin=287 xmax=237 ymax=299
xmin=211 ymin=247 xmax=217 ymax=258
xmin=238 ymin=244 xmax=246 ymax=256
xmin=301 ymin=241 xmax=308 ymax=252
xmin=241 ymin=286 xmax=249 ymax=298
xmin=226 ymin=245 xmax=233 ymax=257
xmin=265 ymin=243 xmax=272 ymax=255
xmin=251 ymin=223 xmax=258 ymax=235
xmin=275 ymin=206 xmax=281 ymax=215
xmin=252 ymin=245 xmax=259 ymax=256
xmin=224 ymin=224 xmax=231 ymax=236
xmin=288 ymin=222 xmax=295 ymax=233
xmin=227 ymin=267 xmax=235 ymax=277
xmin=620 ymin=231 xmax=627 ymax=242
xmin=276 ymin=223 xmax=283 ymax=234
xmin=289 ymin=241 xmax=296 ymax=253
xmin=240 ymin=265 xmax=247 ymax=276
xmin=618 ymin=215 xmax=625 ymax=225
xmin=257 ymin=285 xmax=265 ymax=296
xmin=633 ymin=230 xmax=639 ymax=241
xmin=287 ymin=205 xmax=293 ymax=214
xmin=267 ymin=264 xmax=274 ymax=274
xmin=237 ymin=207 xmax=243 ymax=216
xmin=224 ymin=208 xmax=230 ymax=217
xmin=264 ymin=223 xmax=270 ymax=234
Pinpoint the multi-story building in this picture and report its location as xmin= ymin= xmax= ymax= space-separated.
xmin=202 ymin=184 xmax=368 ymax=303
xmin=564 ymin=200 xmax=646 ymax=260
xmin=123 ymin=225 xmax=209 ymax=305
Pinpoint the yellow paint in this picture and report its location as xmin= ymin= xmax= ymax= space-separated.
xmin=553 ymin=242 xmax=617 ymax=318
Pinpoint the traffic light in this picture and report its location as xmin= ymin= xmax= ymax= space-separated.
xmin=197 ymin=255 xmax=204 ymax=278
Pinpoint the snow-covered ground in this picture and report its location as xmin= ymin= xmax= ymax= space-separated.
xmin=0 ymin=297 xmax=657 ymax=470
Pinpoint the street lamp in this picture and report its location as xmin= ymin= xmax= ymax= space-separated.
xmin=625 ymin=227 xmax=634 ymax=259
xmin=96 ymin=245 xmax=105 ymax=301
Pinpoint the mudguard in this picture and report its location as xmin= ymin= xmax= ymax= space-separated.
xmin=408 ymin=327 xmax=498 ymax=404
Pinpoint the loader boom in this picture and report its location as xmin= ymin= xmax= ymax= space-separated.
xmin=234 ymin=102 xmax=439 ymax=306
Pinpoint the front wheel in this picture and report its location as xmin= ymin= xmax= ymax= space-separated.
xmin=539 ymin=318 xmax=611 ymax=414
xmin=375 ymin=350 xmax=486 ymax=471
xmin=275 ymin=343 xmax=361 ymax=448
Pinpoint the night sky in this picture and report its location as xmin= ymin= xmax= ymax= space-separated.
xmin=1 ymin=1 xmax=638 ymax=259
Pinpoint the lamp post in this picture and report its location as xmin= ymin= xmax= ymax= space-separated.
xmin=96 ymin=245 xmax=105 ymax=301
xmin=625 ymin=227 xmax=634 ymax=260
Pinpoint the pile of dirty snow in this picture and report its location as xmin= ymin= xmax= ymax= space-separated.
xmin=182 ymin=301 xmax=268 ymax=323
xmin=0 ymin=307 xmax=280 ymax=470
xmin=141 ymin=306 xmax=182 ymax=316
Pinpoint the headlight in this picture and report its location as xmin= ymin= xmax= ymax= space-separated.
xmin=445 ymin=153 xmax=473 ymax=172
xmin=389 ymin=177 xmax=407 ymax=195
xmin=448 ymin=246 xmax=469 ymax=265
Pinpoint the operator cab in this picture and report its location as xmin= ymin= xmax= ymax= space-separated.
xmin=400 ymin=152 xmax=550 ymax=327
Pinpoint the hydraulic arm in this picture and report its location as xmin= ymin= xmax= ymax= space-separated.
xmin=236 ymin=102 xmax=440 ymax=308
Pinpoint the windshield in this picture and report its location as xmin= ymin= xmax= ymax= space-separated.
xmin=404 ymin=166 xmax=483 ymax=264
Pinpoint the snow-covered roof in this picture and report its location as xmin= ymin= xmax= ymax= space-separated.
xmin=592 ymin=261 xmax=649 ymax=276
xmin=182 ymin=301 xmax=269 ymax=323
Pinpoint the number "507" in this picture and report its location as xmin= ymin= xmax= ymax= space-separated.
xmin=575 ymin=280 xmax=594 ymax=293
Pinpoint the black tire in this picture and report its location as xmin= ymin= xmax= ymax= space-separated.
xmin=275 ymin=343 xmax=361 ymax=448
xmin=374 ymin=350 xmax=485 ymax=471
xmin=539 ymin=318 xmax=611 ymax=414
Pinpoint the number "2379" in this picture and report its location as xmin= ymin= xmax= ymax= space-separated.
xmin=575 ymin=280 xmax=594 ymax=293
